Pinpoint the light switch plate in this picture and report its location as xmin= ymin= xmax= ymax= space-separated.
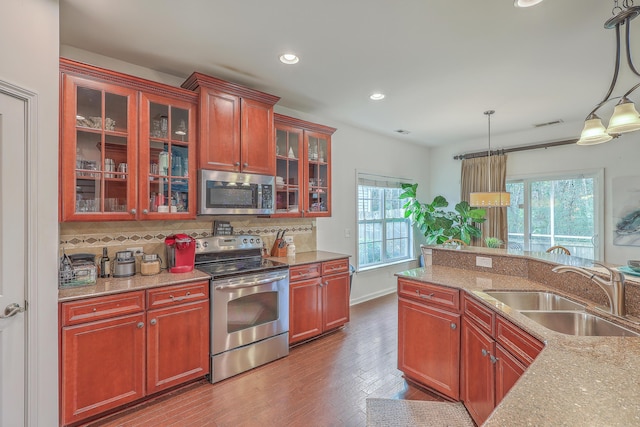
xmin=476 ymin=256 xmax=493 ymax=268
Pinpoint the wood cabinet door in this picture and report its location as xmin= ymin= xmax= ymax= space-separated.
xmin=240 ymin=98 xmax=275 ymax=175
xmin=274 ymin=122 xmax=304 ymax=217
xmin=495 ymin=343 xmax=526 ymax=405
xmin=322 ymin=273 xmax=350 ymax=331
xmin=199 ymin=88 xmax=240 ymax=171
xmin=60 ymin=74 xmax=138 ymax=221
xmin=61 ymin=313 xmax=145 ymax=425
xmin=461 ymin=317 xmax=496 ymax=426
xmin=289 ymin=278 xmax=323 ymax=344
xmin=146 ymin=300 xmax=209 ymax=394
xmin=397 ymin=297 xmax=460 ymax=400
xmin=303 ymin=130 xmax=332 ymax=217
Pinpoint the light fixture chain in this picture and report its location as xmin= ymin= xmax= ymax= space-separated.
xmin=614 ymin=0 xmax=622 ymax=15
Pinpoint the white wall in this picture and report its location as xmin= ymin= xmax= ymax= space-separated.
xmin=429 ymin=119 xmax=640 ymax=264
xmin=1 ymin=0 xmax=60 ymax=424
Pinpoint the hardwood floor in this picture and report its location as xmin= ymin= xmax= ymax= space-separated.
xmin=87 ymin=293 xmax=442 ymax=427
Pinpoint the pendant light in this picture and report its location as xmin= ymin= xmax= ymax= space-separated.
xmin=577 ymin=1 xmax=640 ymax=145
xmin=470 ymin=110 xmax=511 ymax=208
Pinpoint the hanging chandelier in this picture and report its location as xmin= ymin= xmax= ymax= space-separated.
xmin=470 ymin=111 xmax=511 ymax=208
xmin=577 ymin=0 xmax=640 ymax=145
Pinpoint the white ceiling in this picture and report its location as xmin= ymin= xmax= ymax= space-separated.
xmin=59 ymin=0 xmax=638 ymax=147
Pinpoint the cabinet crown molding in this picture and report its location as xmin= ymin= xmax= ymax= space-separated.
xmin=274 ymin=113 xmax=337 ymax=135
xmin=182 ymin=72 xmax=280 ymax=105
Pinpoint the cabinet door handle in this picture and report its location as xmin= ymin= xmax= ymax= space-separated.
xmin=130 ymin=208 xmax=137 ymax=215
xmin=143 ymin=209 xmax=148 ymax=214
xmin=481 ymin=349 xmax=488 ymax=357
xmin=243 ymin=162 xmax=248 ymax=167
xmin=450 ymin=323 xmax=457 ymax=330
xmin=137 ymin=322 xmax=144 ymax=329
xmin=234 ymin=162 xmax=240 ymax=166
xmin=490 ymin=355 xmax=498 ymax=364
xmin=150 ymin=318 xmax=157 ymax=326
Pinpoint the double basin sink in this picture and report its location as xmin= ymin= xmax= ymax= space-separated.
xmin=484 ymin=291 xmax=640 ymax=337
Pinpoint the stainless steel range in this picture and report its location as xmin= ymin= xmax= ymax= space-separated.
xmin=194 ymin=234 xmax=289 ymax=383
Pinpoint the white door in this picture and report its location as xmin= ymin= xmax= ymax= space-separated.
xmin=0 ymin=88 xmax=27 ymax=426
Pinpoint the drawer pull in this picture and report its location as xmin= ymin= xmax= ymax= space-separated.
xmin=92 ymin=308 xmax=97 ymax=312
xmin=169 ymin=291 xmax=190 ymax=302
xmin=137 ymin=322 xmax=144 ymax=329
xmin=416 ymin=290 xmax=435 ymax=299
xmin=450 ymin=323 xmax=457 ymax=330
xmin=150 ymin=318 xmax=157 ymax=326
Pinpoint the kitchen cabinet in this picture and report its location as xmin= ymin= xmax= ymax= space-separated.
xmin=274 ymin=114 xmax=336 ymax=217
xmin=289 ymin=258 xmax=350 ymax=345
xmin=146 ymin=282 xmax=210 ymax=394
xmin=181 ymin=72 xmax=280 ymax=175
xmin=59 ymin=281 xmax=209 ymax=426
xmin=397 ymin=278 xmax=461 ymax=400
xmin=460 ymin=294 xmax=543 ymax=425
xmin=59 ymin=58 xmax=198 ymax=221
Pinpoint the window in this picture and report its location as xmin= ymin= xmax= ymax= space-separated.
xmin=506 ymin=170 xmax=603 ymax=259
xmin=357 ymin=173 xmax=413 ymax=270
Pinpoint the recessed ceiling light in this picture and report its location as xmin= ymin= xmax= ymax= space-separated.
xmin=370 ymin=93 xmax=385 ymax=101
xmin=514 ymin=0 xmax=543 ymax=7
xmin=279 ymin=53 xmax=299 ymax=64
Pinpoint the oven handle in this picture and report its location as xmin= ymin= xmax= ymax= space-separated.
xmin=214 ymin=273 xmax=289 ymax=290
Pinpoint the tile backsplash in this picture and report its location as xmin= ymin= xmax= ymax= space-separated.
xmin=60 ymin=217 xmax=316 ymax=271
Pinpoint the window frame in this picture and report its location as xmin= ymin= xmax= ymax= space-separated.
xmin=506 ymin=168 xmax=604 ymax=260
xmin=356 ymin=172 xmax=414 ymax=272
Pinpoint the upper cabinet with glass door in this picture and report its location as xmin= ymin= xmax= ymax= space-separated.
xmin=60 ymin=58 xmax=198 ymax=221
xmin=273 ymin=114 xmax=336 ymax=218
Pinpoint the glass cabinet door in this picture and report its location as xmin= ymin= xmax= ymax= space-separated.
xmin=67 ymin=78 xmax=136 ymax=220
xmin=140 ymin=94 xmax=195 ymax=217
xmin=275 ymin=125 xmax=303 ymax=215
xmin=305 ymin=132 xmax=330 ymax=216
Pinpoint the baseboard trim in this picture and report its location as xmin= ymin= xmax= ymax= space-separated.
xmin=349 ymin=287 xmax=397 ymax=306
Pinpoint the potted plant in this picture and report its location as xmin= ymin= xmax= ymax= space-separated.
xmin=484 ymin=237 xmax=504 ymax=248
xmin=400 ymin=183 xmax=486 ymax=245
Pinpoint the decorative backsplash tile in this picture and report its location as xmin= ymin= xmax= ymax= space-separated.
xmin=59 ymin=217 xmax=316 ymax=254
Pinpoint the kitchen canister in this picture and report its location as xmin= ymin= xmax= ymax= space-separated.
xmin=141 ymin=254 xmax=162 ymax=276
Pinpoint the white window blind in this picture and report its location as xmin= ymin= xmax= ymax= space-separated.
xmin=357 ymin=173 xmax=413 ymax=270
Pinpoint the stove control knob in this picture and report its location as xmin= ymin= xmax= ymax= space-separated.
xmin=250 ymin=238 xmax=255 ymax=243
xmin=256 ymin=238 xmax=261 ymax=244
xmin=202 ymin=241 xmax=209 ymax=248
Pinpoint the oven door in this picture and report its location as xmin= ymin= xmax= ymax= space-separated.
xmin=211 ymin=270 xmax=289 ymax=355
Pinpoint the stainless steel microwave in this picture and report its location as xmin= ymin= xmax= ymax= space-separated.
xmin=198 ymin=170 xmax=275 ymax=215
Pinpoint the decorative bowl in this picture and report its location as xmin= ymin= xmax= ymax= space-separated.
xmin=627 ymin=260 xmax=640 ymax=272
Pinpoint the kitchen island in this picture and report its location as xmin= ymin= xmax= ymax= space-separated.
xmin=397 ymin=247 xmax=640 ymax=426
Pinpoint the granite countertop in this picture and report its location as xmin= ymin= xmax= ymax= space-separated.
xmin=59 ymin=251 xmax=351 ymax=302
xmin=268 ymin=250 xmax=351 ymax=266
xmin=58 ymin=269 xmax=211 ymax=302
xmin=396 ymin=265 xmax=640 ymax=426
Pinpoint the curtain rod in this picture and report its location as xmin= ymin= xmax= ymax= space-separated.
xmin=453 ymin=138 xmax=577 ymax=160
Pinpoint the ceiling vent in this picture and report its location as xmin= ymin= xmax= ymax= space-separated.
xmin=394 ymin=129 xmax=411 ymax=135
xmin=533 ymin=119 xmax=564 ymax=128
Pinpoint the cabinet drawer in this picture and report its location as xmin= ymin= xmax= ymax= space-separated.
xmin=147 ymin=281 xmax=209 ymax=309
xmin=61 ymin=291 xmax=145 ymax=326
xmin=322 ymin=258 xmax=349 ymax=276
xmin=495 ymin=316 xmax=544 ymax=366
xmin=398 ymin=278 xmax=460 ymax=312
xmin=290 ymin=263 xmax=322 ymax=281
xmin=463 ymin=294 xmax=495 ymax=336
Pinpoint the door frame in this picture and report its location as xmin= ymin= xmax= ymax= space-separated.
xmin=1 ymin=79 xmax=40 ymax=425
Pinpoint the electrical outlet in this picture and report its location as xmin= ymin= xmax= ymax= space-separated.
xmin=344 ymin=228 xmax=351 ymax=238
xmin=476 ymin=256 xmax=493 ymax=268
xmin=127 ymin=247 xmax=144 ymax=256
xmin=284 ymin=236 xmax=294 ymax=244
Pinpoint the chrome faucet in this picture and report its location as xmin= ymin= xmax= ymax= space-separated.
xmin=552 ymin=263 xmax=626 ymax=317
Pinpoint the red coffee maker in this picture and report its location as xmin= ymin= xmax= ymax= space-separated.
xmin=165 ymin=234 xmax=195 ymax=273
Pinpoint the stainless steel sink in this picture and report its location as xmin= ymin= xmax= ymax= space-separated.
xmin=519 ymin=311 xmax=640 ymax=337
xmin=484 ymin=291 xmax=585 ymax=311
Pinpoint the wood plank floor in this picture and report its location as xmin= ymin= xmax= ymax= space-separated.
xmin=87 ymin=293 xmax=442 ymax=427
